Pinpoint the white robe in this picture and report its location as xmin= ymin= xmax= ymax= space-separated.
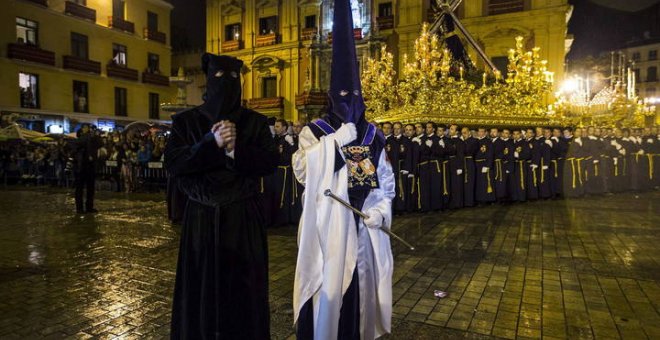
xmin=292 ymin=126 xmax=395 ymax=340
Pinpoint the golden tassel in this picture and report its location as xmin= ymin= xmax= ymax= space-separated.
xmin=486 ymin=169 xmax=493 ymax=193
xmin=442 ymin=161 xmax=449 ymax=196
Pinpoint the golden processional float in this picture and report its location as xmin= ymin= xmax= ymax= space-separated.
xmin=361 ymin=0 xmax=656 ymax=128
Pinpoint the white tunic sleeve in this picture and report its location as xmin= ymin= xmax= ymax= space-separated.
xmin=292 ymin=126 xmax=320 ymax=187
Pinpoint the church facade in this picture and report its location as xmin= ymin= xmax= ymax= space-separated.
xmin=196 ymin=0 xmax=573 ymax=122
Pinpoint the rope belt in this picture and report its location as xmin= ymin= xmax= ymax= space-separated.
xmin=278 ymin=165 xmax=290 ymax=208
xmin=442 ymin=160 xmax=449 ymax=195
xmin=551 ymin=159 xmax=558 ymax=178
xmin=517 ymin=160 xmax=525 ymax=190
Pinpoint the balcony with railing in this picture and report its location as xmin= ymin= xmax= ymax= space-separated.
xmin=142 ymin=71 xmax=169 ymax=86
xmin=301 ymin=27 xmax=317 ymax=41
xmin=222 ymin=40 xmax=243 ymax=52
xmin=377 ymin=16 xmax=394 ymax=30
xmin=256 ymin=33 xmax=278 ymax=47
xmin=25 ymin=0 xmax=48 ymax=6
xmin=247 ymin=97 xmax=284 ymax=109
xmin=8 ymin=43 xmax=55 ymax=66
xmin=63 ymin=55 xmax=101 ymax=74
xmin=327 ymin=28 xmax=362 ymax=44
xmin=487 ymin=0 xmax=525 ymax=15
xmin=295 ymin=91 xmax=327 ymax=107
xmin=107 ymin=63 xmax=138 ymax=81
xmin=64 ymin=1 xmax=96 ymax=22
xmin=144 ymin=28 xmax=166 ymax=44
xmin=108 ymin=16 xmax=135 ymax=34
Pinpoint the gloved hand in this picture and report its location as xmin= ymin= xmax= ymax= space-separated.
xmin=285 ymin=135 xmax=294 ymax=146
xmin=401 ymin=170 xmax=409 ymax=175
xmin=505 ymin=170 xmax=510 ymax=174
xmin=439 ymin=140 xmax=445 ymax=148
xmin=530 ymin=164 xmax=538 ymax=170
xmin=363 ymin=209 xmax=383 ymax=229
xmin=408 ymin=174 xmax=414 ymax=179
xmin=514 ymin=151 xmax=519 ymax=158
xmin=545 ymin=140 xmax=553 ymax=147
xmin=425 ymin=139 xmax=433 ymax=147
xmin=613 ymin=157 xmax=618 ymax=165
xmin=619 ymin=148 xmax=626 ymax=156
xmin=456 ymin=169 xmax=463 ymax=175
xmin=542 ymin=166 xmax=549 ymax=170
xmin=610 ymin=140 xmax=617 ymax=146
xmin=551 ymin=136 xmax=559 ymax=142
xmin=593 ymin=159 xmax=599 ymax=164
xmin=481 ymin=167 xmax=489 ymax=173
xmin=648 ymin=138 xmax=654 ymax=144
xmin=334 ymin=123 xmax=357 ymax=146
xmin=638 ymin=149 xmax=645 ymax=155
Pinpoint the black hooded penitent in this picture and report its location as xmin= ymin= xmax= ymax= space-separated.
xmin=164 ymin=53 xmax=279 ymax=339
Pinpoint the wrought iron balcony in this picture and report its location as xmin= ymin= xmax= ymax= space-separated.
xmin=301 ymin=27 xmax=317 ymax=41
xmin=327 ymin=28 xmax=362 ymax=44
xmin=222 ymin=40 xmax=243 ymax=52
xmin=295 ymin=91 xmax=327 ymax=107
xmin=142 ymin=72 xmax=169 ymax=86
xmin=377 ymin=16 xmax=394 ymax=30
xmin=63 ymin=55 xmax=101 ymax=74
xmin=256 ymin=33 xmax=278 ymax=47
xmin=108 ymin=16 xmax=135 ymax=34
xmin=107 ymin=63 xmax=138 ymax=81
xmin=65 ymin=1 xmax=96 ymax=22
xmin=488 ymin=0 xmax=525 ymax=15
xmin=248 ymin=97 xmax=284 ymax=109
xmin=143 ymin=28 xmax=166 ymax=44
xmin=8 ymin=43 xmax=55 ymax=66
xmin=25 ymin=0 xmax=48 ymax=6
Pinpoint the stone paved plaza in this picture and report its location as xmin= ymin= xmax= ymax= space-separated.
xmin=0 ymin=188 xmax=659 ymax=339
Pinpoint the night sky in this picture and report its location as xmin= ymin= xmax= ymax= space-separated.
xmin=165 ymin=0 xmax=660 ymax=59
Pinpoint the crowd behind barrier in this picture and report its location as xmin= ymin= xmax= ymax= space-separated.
xmin=0 ymin=129 xmax=170 ymax=192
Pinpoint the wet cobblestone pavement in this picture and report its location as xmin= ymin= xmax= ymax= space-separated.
xmin=0 ymin=188 xmax=659 ymax=339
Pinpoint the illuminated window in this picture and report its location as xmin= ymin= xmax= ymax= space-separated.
xmin=73 ymin=81 xmax=89 ymax=113
xmin=19 ymin=72 xmax=39 ymax=108
xmin=225 ymin=23 xmax=241 ymax=41
xmin=16 ymin=17 xmax=38 ymax=46
xmin=351 ymin=0 xmax=362 ymax=28
xmin=112 ymin=43 xmax=127 ymax=66
xmin=259 ymin=16 xmax=277 ymax=35
xmin=378 ymin=2 xmax=393 ymax=17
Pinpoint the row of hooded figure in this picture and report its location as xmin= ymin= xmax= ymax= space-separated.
xmin=260 ymin=118 xmax=305 ymax=227
xmin=380 ymin=123 xmax=660 ymax=214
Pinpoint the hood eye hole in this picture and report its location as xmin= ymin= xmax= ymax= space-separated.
xmin=214 ymin=70 xmax=224 ymax=77
xmin=230 ymin=71 xmax=238 ymax=78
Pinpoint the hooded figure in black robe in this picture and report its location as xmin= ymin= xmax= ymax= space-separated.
xmin=165 ymin=53 xmax=279 ymax=339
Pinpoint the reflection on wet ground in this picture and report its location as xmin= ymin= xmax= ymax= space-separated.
xmin=0 ymin=188 xmax=658 ymax=339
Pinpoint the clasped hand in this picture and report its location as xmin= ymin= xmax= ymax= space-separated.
xmin=212 ymin=120 xmax=236 ymax=152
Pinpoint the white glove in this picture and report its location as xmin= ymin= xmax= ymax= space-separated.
xmin=401 ymin=170 xmax=409 ymax=175
xmin=638 ymin=149 xmax=645 ymax=155
xmin=334 ymin=123 xmax=357 ymax=146
xmin=530 ymin=164 xmax=538 ymax=170
xmin=363 ymin=209 xmax=383 ymax=229
xmin=648 ymin=138 xmax=654 ymax=144
xmin=593 ymin=159 xmax=599 ymax=164
xmin=514 ymin=151 xmax=519 ymax=158
xmin=425 ymin=140 xmax=433 ymax=147
xmin=610 ymin=140 xmax=617 ymax=146
xmin=574 ymin=138 xmax=582 ymax=146
xmin=613 ymin=157 xmax=618 ymax=165
xmin=439 ymin=140 xmax=445 ymax=148
xmin=551 ymin=136 xmax=558 ymax=142
xmin=619 ymin=149 xmax=626 ymax=156
xmin=505 ymin=170 xmax=510 ymax=174
xmin=481 ymin=167 xmax=489 ymax=173
xmin=456 ymin=169 xmax=463 ymax=175
xmin=545 ymin=140 xmax=553 ymax=147
xmin=284 ymin=135 xmax=294 ymax=146
xmin=542 ymin=166 xmax=549 ymax=170
xmin=413 ymin=137 xmax=422 ymax=145
xmin=408 ymin=174 xmax=414 ymax=178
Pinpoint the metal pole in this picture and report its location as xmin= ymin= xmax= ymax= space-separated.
xmin=324 ymin=189 xmax=416 ymax=250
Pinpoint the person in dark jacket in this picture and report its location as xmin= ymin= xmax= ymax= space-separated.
xmin=73 ymin=124 xmax=101 ymax=213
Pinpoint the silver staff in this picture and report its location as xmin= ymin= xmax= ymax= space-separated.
xmin=324 ymin=189 xmax=415 ymax=251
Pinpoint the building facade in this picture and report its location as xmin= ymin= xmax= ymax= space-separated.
xmin=0 ymin=0 xmax=174 ymax=133
xmin=197 ymin=0 xmax=572 ymax=122
xmin=626 ymin=40 xmax=660 ymax=101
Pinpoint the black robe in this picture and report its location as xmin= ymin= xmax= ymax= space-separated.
xmin=165 ymin=106 xmax=279 ymax=339
xmin=463 ymin=137 xmax=478 ymax=207
xmin=273 ymin=134 xmax=296 ymax=226
xmin=447 ymin=136 xmax=464 ymax=209
xmin=475 ymin=137 xmax=495 ymax=203
xmin=510 ymin=139 xmax=531 ymax=202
